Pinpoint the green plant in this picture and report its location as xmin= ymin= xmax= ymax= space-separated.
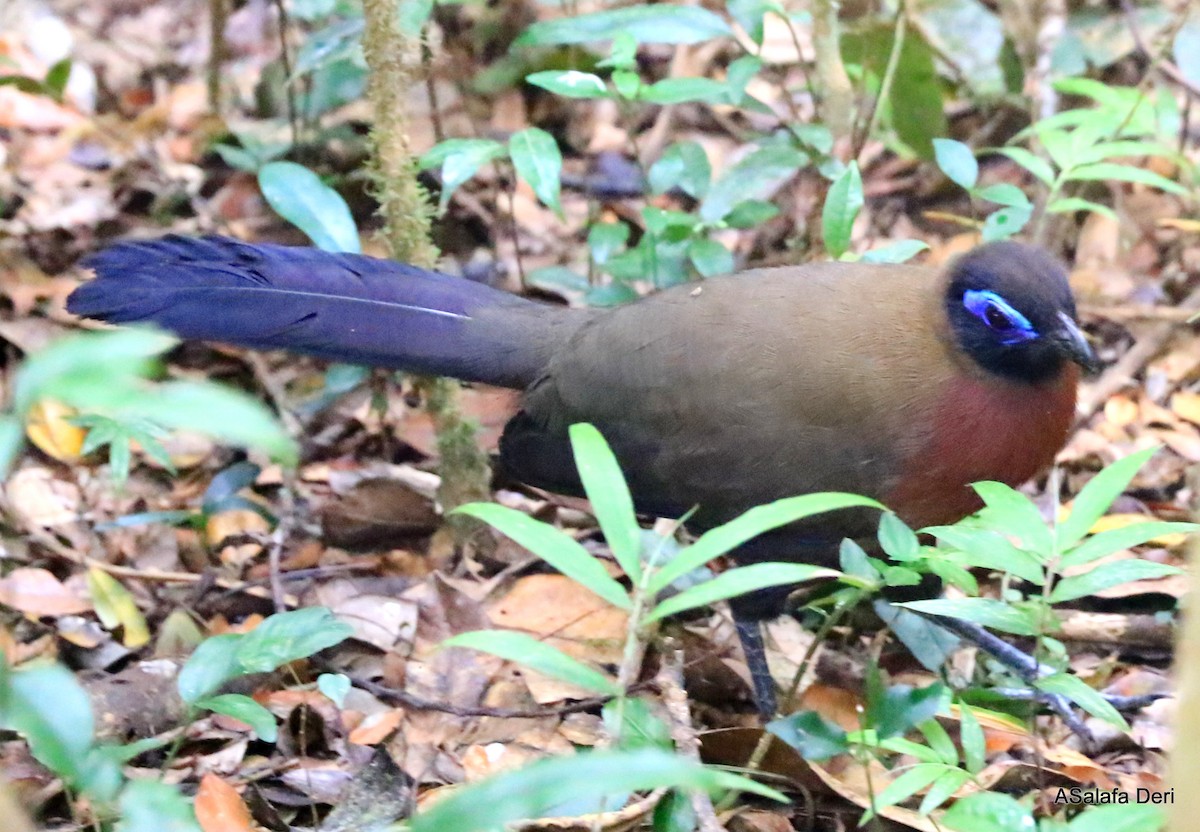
xmin=902 ymin=446 xmax=1193 ymax=729
xmin=0 ymin=608 xmax=351 ymax=830
xmin=176 ymin=607 xmax=353 ymax=742
xmin=943 ymin=793 xmax=1163 ymax=832
xmin=439 ymin=425 xmax=1192 ymax=825
xmin=0 ymin=328 xmax=296 ymax=479
xmin=0 ymin=655 xmax=198 ymax=832
xmin=935 ymin=79 xmax=1189 ymax=241
xmin=439 ymin=423 xmax=874 ymax=822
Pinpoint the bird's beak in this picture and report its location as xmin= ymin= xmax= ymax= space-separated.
xmin=1054 ymin=311 xmax=1102 ymax=374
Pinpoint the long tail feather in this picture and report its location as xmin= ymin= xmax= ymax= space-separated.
xmin=69 ymin=236 xmax=579 ymax=389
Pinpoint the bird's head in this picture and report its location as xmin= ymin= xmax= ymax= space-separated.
xmin=944 ymin=242 xmax=1101 ymax=384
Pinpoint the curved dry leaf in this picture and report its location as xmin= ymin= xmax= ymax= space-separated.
xmin=25 ymin=400 xmax=86 ymax=462
xmin=194 ymin=772 xmax=255 ymax=832
xmin=0 ymin=567 xmax=92 ymax=616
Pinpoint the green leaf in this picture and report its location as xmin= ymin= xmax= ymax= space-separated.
xmin=177 ymin=633 xmax=244 ymax=703
xmin=420 ymin=138 xmax=506 ymax=213
xmin=975 ymin=182 xmax=1031 ymax=208
xmin=410 ymin=749 xmax=784 ymax=832
xmin=649 ymin=141 xmax=711 ymax=198
xmin=1065 ymin=162 xmax=1186 ymax=195
xmin=14 ymin=328 xmax=173 ymax=415
xmin=454 ymin=503 xmax=632 ymax=609
xmin=639 ymin=77 xmax=727 ymax=104
xmin=603 ymin=697 xmax=673 ymax=751
xmin=600 ymin=32 xmax=638 ymax=70
xmin=612 ymin=68 xmax=641 ymax=99
xmin=899 ymin=598 xmax=1039 ymax=635
xmin=202 ymin=460 xmax=262 ymax=513
xmin=44 ymin=59 xmax=71 ymax=98
xmin=237 ymin=608 xmax=353 ymax=672
xmin=767 ymin=710 xmax=849 ymax=760
xmin=588 ymin=222 xmax=630 ymax=266
xmin=1056 ymin=447 xmax=1156 ymax=549
xmin=647 ymin=493 xmax=881 ymax=593
xmin=443 ymin=631 xmax=621 ymax=695
xmin=1065 ymin=804 xmax=1166 ymax=832
xmin=919 ymin=768 xmax=972 ymax=815
xmin=1047 ymin=197 xmax=1117 ymax=221
xmin=569 ymin=423 xmax=641 ymax=583
xmin=918 ymin=717 xmax=957 ymax=765
xmin=972 ymin=481 xmax=1053 ymax=557
xmin=925 ymin=526 xmax=1046 ymax=585
xmin=724 ymin=55 xmax=763 ymax=103
xmin=934 ymin=138 xmax=978 ymax=190
xmin=293 ymin=18 xmax=364 ymax=77
xmin=525 ymin=70 xmax=608 ymax=99
xmin=873 ymin=763 xmax=945 ymax=811
xmin=727 ymin=0 xmax=773 ymax=45
xmin=942 ymin=792 xmax=1034 ymax=832
xmin=724 ymin=199 xmax=780 ymax=228
xmin=0 ymin=415 xmax=25 ymax=479
xmin=958 ymin=702 xmax=986 ymax=774
xmin=875 ymin=602 xmax=960 ymax=671
xmin=196 ymin=693 xmax=278 ymax=741
xmin=517 ymin=6 xmax=732 ymax=46
xmin=987 ymin=146 xmax=1055 ymax=186
xmin=0 ymin=662 xmax=97 ymax=787
xmin=398 ymin=0 xmax=435 ymax=36
xmin=318 ymin=673 xmax=351 ymax=707
xmin=860 ymin=239 xmax=929 ymax=263
xmin=1074 ymin=139 xmax=1177 ymax=166
xmin=688 ymin=238 xmax=734 ymax=277
xmin=133 ymin=380 xmax=298 ymax=466
xmin=1049 ymin=560 xmax=1183 ymax=603
xmin=1035 ymin=673 xmax=1127 ymax=731
xmin=700 ymin=145 xmax=808 ymax=223
xmin=877 ymin=513 xmax=919 ymax=562
xmin=117 ymin=780 xmax=203 ymax=832
xmin=839 ymin=538 xmax=881 ymax=581
xmin=1060 ymin=521 xmax=1198 ymax=568
xmin=888 ymin=32 xmax=948 ymax=160
xmin=509 ymin=127 xmax=563 ymax=213
xmin=822 ymin=162 xmax=863 ymax=259
xmin=868 ymin=682 xmax=946 ymax=739
xmin=258 ymin=161 xmax=360 ymax=254
xmin=645 ymin=562 xmax=840 ymax=623
xmin=980 ymin=205 xmax=1032 ymax=241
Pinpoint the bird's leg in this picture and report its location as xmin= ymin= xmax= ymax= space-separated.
xmin=735 ymin=617 xmax=778 ymax=718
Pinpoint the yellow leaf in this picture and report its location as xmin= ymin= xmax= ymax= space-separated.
xmin=1087 ymin=514 xmax=1189 ymax=548
xmin=86 ymin=568 xmax=150 ymax=648
xmin=1171 ymin=391 xmax=1200 ymax=426
xmin=25 ymin=400 xmax=86 ymax=462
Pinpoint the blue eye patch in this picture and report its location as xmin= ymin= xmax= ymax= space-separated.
xmin=962 ymin=289 xmax=1038 ymax=344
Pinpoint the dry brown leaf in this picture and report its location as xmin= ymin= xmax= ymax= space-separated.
xmin=6 ymin=465 xmax=81 ymax=527
xmin=487 ymin=574 xmax=627 ymax=703
xmin=194 ymin=773 xmax=255 ymax=832
xmin=1103 ymin=394 xmax=1140 ymax=429
xmin=348 ymin=709 xmax=404 ymax=745
xmin=0 ymin=567 xmax=92 ymax=616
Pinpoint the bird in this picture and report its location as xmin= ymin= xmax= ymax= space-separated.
xmin=67 ymin=235 xmax=1099 ymax=715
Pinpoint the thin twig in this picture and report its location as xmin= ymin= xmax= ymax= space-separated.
xmin=349 ymin=674 xmax=653 ymax=718
xmin=657 ymin=638 xmax=724 ymax=832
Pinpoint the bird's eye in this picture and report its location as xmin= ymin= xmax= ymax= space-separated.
xmin=984 ymin=303 xmax=1012 ymax=330
xmin=962 ymin=289 xmax=1037 ymax=343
